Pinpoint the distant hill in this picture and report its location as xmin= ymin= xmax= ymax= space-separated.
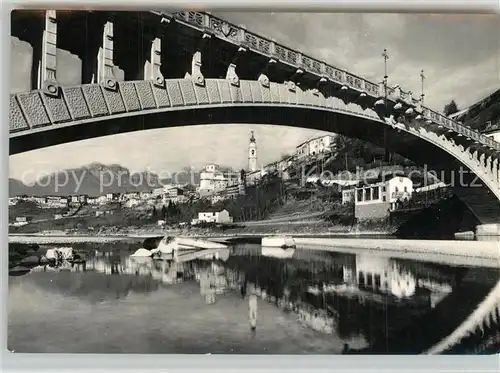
xmin=449 ymin=88 xmax=500 ymax=132
xmin=8 ymin=163 xmax=202 ymax=197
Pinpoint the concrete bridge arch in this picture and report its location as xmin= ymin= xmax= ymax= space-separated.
xmin=8 ymin=9 xmax=500 ymax=226
xmin=9 ymin=77 xmax=500 ymax=225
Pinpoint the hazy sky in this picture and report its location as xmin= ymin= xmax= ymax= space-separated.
xmin=10 ymin=12 xmax=500 ymax=182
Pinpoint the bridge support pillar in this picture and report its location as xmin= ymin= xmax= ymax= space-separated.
xmin=284 ymin=69 xmax=304 ymax=93
xmin=97 ymin=21 xmax=117 ymax=90
xmin=257 ymin=58 xmax=276 ymax=88
xmin=476 ymin=223 xmax=500 ymax=237
xmin=38 ymin=10 xmax=59 ymax=96
xmin=479 ymin=153 xmax=486 ymax=168
xmin=493 ymin=158 xmax=499 ymax=182
xmin=485 ymin=156 xmax=492 ymax=174
xmin=226 ymin=46 xmax=246 ymax=86
xmin=187 ymin=33 xmax=211 ymax=86
xmin=472 ymin=150 xmax=479 ymax=163
xmin=145 ymin=37 xmax=164 ymax=87
xmin=312 ymin=76 xmax=328 ymax=96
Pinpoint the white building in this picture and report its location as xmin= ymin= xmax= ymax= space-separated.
xmin=211 ymin=195 xmax=225 ymax=204
xmin=414 ymin=182 xmax=447 ymax=193
xmin=96 ymin=195 xmax=108 ymax=205
xmin=295 ymin=135 xmax=336 ymax=161
xmin=125 ymin=199 xmax=140 ymax=208
xmin=12 ymin=216 xmax=32 ymax=227
xmin=41 ymin=196 xmax=68 ymax=209
xmin=167 ymin=187 xmax=184 ymax=198
xmin=25 ymin=196 xmax=45 ymax=205
xmin=199 ymin=164 xmax=240 ymax=196
xmin=354 ymin=254 xmax=417 ymax=299
xmin=197 ymin=209 xmax=233 ymax=224
xmin=354 ymin=176 xmax=414 ymax=219
xmin=151 ymin=188 xmax=164 ymax=197
xmin=163 ymin=194 xmax=189 ymax=205
xmin=140 ymin=192 xmax=152 ymax=200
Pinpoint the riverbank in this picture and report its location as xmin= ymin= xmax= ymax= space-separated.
xmin=293 ymin=238 xmax=500 ymax=262
xmin=8 ymin=228 xmax=392 ymax=244
xmin=8 ymin=234 xmax=137 ymax=244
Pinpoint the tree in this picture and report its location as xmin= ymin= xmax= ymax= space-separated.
xmin=444 ymin=100 xmax=459 ymax=116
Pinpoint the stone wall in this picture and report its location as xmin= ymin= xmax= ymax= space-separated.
xmin=355 ymin=201 xmax=391 ymax=220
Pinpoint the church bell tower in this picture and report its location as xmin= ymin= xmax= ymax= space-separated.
xmin=248 ymin=131 xmax=257 ymax=172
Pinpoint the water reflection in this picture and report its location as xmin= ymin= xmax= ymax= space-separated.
xmin=8 ymin=241 xmax=500 ymax=354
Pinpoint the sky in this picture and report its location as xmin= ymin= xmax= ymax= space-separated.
xmin=9 ymin=12 xmax=500 ymax=182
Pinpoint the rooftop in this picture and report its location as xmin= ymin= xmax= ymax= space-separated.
xmin=199 ymin=207 xmax=228 ymax=213
xmin=295 ymin=134 xmax=336 ymax=149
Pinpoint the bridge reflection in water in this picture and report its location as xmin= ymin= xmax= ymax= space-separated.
xmin=7 ymin=241 xmax=500 ymax=354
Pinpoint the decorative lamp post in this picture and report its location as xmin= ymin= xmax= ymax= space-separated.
xmin=382 ymin=48 xmax=390 ymax=162
xmin=382 ymin=48 xmax=389 ymax=88
xmin=420 ymin=69 xmax=425 ymax=105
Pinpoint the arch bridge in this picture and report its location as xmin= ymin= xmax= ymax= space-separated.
xmin=9 ymin=10 xmax=500 ymax=229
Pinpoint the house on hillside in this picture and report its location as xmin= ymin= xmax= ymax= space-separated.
xmin=295 ymin=135 xmax=337 ymax=161
xmin=13 ymin=216 xmax=33 ymax=227
xmin=482 ymin=123 xmax=500 ymax=143
xmin=37 ymin=196 xmax=67 ymax=209
xmin=125 ymin=198 xmax=140 ymax=208
xmin=354 ymin=176 xmax=414 ymax=220
xmin=197 ymin=208 xmax=233 ymax=224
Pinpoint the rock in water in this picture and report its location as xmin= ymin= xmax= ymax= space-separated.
xmin=44 ymin=248 xmax=58 ymax=260
xmin=155 ymin=236 xmax=177 ymax=255
xmin=45 ymin=247 xmax=74 ymax=261
xmin=130 ymin=248 xmax=153 ymax=257
xmin=58 ymin=247 xmax=74 ymax=260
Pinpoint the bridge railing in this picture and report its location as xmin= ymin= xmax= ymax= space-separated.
xmin=161 ymin=10 xmax=500 ymax=152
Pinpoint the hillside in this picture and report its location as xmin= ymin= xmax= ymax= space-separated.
xmin=449 ymin=88 xmax=500 ymax=132
xmin=9 ymin=163 xmax=202 ymax=197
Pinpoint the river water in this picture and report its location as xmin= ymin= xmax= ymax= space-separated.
xmin=7 ymin=240 xmax=500 ymax=354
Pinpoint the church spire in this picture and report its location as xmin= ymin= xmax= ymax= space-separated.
xmin=248 ymin=130 xmax=257 ymax=172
